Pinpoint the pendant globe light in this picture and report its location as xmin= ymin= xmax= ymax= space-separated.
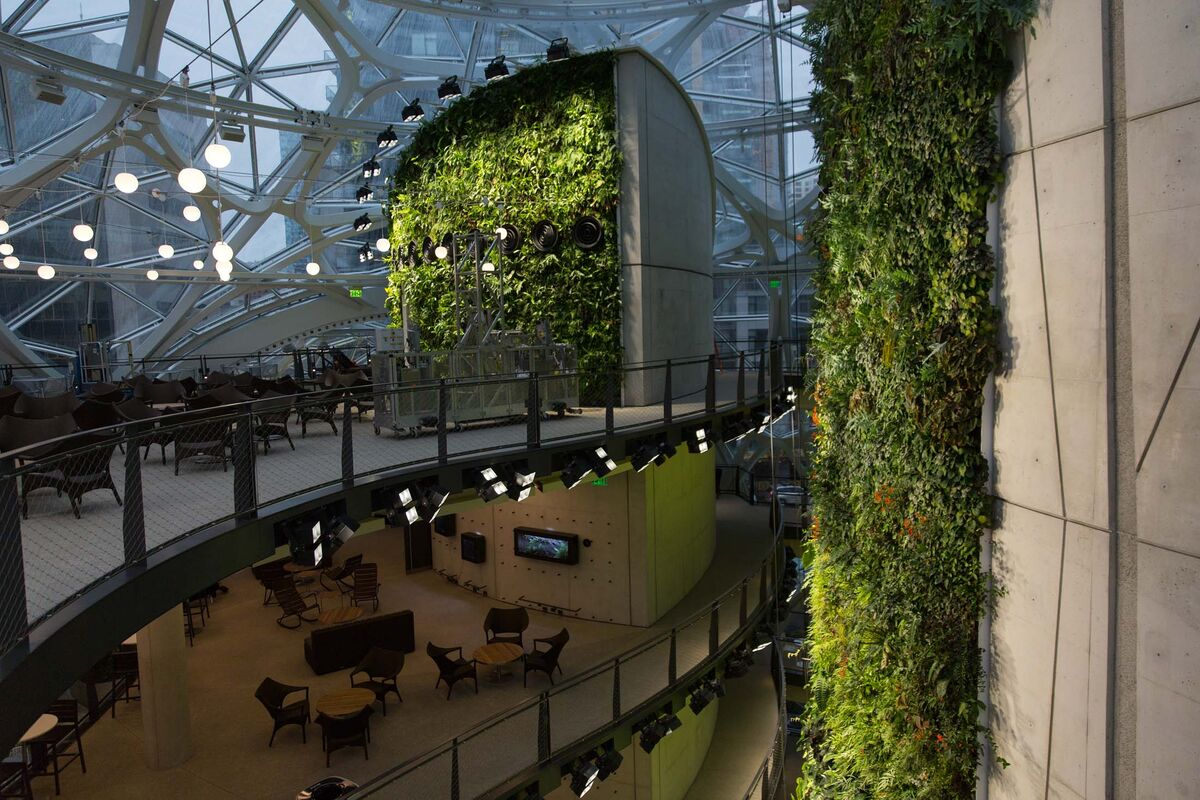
xmin=84 ymin=247 xmax=98 ymax=260
xmin=37 ymin=264 xmax=55 ymax=280
xmin=0 ymin=218 xmax=8 ymax=235
xmin=2 ymin=256 xmax=17 ymax=270
xmin=193 ymin=259 xmax=204 ymax=269
xmin=146 ymin=268 xmax=160 ymax=281
xmin=204 ymin=141 xmax=231 ymax=169
xmin=0 ymin=243 xmax=12 ymax=256
xmin=183 ymin=204 xmax=201 ymax=222
xmin=177 ymin=167 xmax=206 ymax=194
xmin=35 ymin=192 xmax=54 ymax=280
xmin=158 ymin=244 xmax=175 ymax=259
xmin=213 ymin=240 xmax=233 ymax=262
xmin=375 ymin=237 xmax=390 ymax=252
xmin=113 ymin=126 xmax=139 ymax=194
xmin=305 ymin=261 xmax=320 ymax=275
xmin=72 ymin=223 xmax=94 ymax=242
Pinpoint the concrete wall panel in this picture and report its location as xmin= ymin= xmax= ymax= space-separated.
xmin=993 ymin=374 xmax=1063 ymax=514
xmin=1123 ymin=0 xmax=1200 ymax=117
xmin=1021 ymin=0 xmax=1104 ymax=146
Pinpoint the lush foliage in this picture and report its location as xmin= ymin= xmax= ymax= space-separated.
xmin=798 ymin=1 xmax=1035 ymax=797
xmin=384 ymin=52 xmax=621 ymax=397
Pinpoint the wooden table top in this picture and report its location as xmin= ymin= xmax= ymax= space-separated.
xmin=472 ymin=643 xmax=524 ymax=666
xmin=284 ymin=562 xmax=320 ymax=573
xmin=315 ymin=688 xmax=375 ymax=718
xmin=19 ymin=714 xmax=57 ymax=743
xmin=318 ymin=606 xmax=364 ymax=626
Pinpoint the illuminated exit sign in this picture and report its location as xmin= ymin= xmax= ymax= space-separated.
xmin=348 ymin=287 xmax=364 ymax=298
xmin=591 ymin=478 xmax=608 ymax=486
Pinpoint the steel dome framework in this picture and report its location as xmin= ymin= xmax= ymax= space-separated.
xmin=0 ymin=0 xmax=817 ymax=374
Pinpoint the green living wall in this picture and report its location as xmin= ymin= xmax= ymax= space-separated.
xmin=798 ymin=1 xmax=1035 ymax=798
xmin=385 ymin=52 xmax=621 ymax=397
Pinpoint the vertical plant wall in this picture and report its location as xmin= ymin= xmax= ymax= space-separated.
xmin=798 ymin=1 xmax=1035 ymax=797
xmin=385 ymin=52 xmax=621 ymax=398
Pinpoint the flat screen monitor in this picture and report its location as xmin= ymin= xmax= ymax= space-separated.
xmin=513 ymin=528 xmax=579 ymax=565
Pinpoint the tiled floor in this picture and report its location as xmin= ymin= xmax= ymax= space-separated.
xmin=32 ymin=497 xmax=770 ymax=800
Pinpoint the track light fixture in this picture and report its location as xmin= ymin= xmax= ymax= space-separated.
xmin=530 ymin=220 xmax=559 ymax=252
xmin=377 ymin=125 xmax=398 ymax=149
xmin=560 ymin=456 xmax=593 ymax=490
xmin=362 ymin=159 xmax=381 ymax=179
xmin=637 ymin=712 xmax=682 ymax=754
xmin=631 ymin=441 xmax=660 ymax=473
xmin=354 ymin=213 xmax=372 ymax=232
xmin=475 ymin=467 xmax=508 ymax=502
xmin=501 ymin=464 xmax=536 ymax=502
xmin=687 ymin=426 xmax=711 ymax=454
xmin=547 ymin=37 xmax=570 ymax=62
xmin=587 ymin=446 xmax=617 ymax=477
xmin=219 ymin=119 xmax=246 ymax=142
xmin=358 ymin=244 xmax=373 ymax=263
xmin=572 ymin=215 xmax=604 ymax=250
xmin=688 ymin=675 xmax=725 ymax=715
xmin=396 ymin=487 xmax=421 ymax=526
xmin=595 ymin=742 xmax=623 ymax=780
xmin=654 ymin=440 xmax=677 ymax=467
xmin=421 ymin=484 xmax=450 ymax=520
xmin=356 ymin=184 xmax=374 ymax=203
xmin=568 ymin=757 xmax=599 ymax=797
xmin=438 ymin=76 xmax=463 ymax=100
xmin=401 ymin=100 xmax=425 ymax=122
xmin=485 ymin=54 xmax=509 ymax=81
xmin=725 ymin=645 xmax=753 ymax=678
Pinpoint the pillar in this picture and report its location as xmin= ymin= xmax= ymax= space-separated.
xmin=136 ymin=605 xmax=193 ymax=769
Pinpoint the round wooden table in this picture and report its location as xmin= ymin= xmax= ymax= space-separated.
xmin=315 ymin=688 xmax=375 ymax=718
xmin=19 ymin=714 xmax=57 ymax=743
xmin=317 ymin=606 xmax=363 ymax=626
xmin=472 ymin=643 xmax=524 ymax=683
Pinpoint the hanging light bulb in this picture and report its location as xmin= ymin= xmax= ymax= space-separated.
xmin=158 ymin=244 xmax=175 ymax=259
xmin=84 ymin=247 xmax=98 ymax=260
xmin=37 ymin=264 xmax=55 ymax=279
xmin=305 ymin=261 xmax=320 ymax=275
xmin=215 ymin=258 xmax=233 ymax=272
xmin=0 ymin=243 xmax=12 ymax=256
xmin=0 ymin=219 xmax=8 ymax=236
xmin=219 ymin=271 xmax=232 ymax=282
xmin=434 ymin=244 xmax=448 ymax=259
xmin=212 ymin=240 xmax=233 ymax=261
xmin=146 ymin=268 xmax=160 ymax=281
xmin=3 ymin=256 xmax=18 ymax=270
xmin=183 ymin=204 xmax=201 ymax=222
xmin=193 ymin=259 xmax=204 ymax=269
xmin=72 ymin=223 xmax=94 ymax=242
xmin=177 ymin=167 xmax=207 ymax=194
xmin=375 ymin=237 xmax=390 ymax=252
xmin=204 ymin=142 xmax=231 ymax=169
xmin=114 ymin=172 xmax=139 ymax=194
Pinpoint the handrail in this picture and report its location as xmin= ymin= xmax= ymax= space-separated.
xmin=353 ymin=528 xmax=782 ymax=799
xmin=0 ymin=347 xmax=781 ymax=667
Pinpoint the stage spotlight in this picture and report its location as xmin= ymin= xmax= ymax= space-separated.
xmin=687 ymin=427 xmax=711 ymax=454
xmin=358 ymin=244 xmax=373 ymax=263
xmin=355 ymin=184 xmax=374 ymax=203
xmin=475 ymin=467 xmax=508 ymax=502
xmin=502 ymin=464 xmax=536 ymax=502
xmin=663 ymin=712 xmax=682 ymax=736
xmin=498 ymin=224 xmax=522 ymax=256
xmin=571 ymin=215 xmax=604 ymax=250
xmin=560 ymin=456 xmax=593 ymax=490
xmin=401 ymin=100 xmax=424 ymax=122
xmin=362 ymin=159 xmax=381 ymax=179
xmin=377 ymin=124 xmax=399 ymax=149
xmin=417 ymin=484 xmax=451 ymax=521
xmin=485 ymin=54 xmax=509 ymax=81
xmin=638 ymin=713 xmax=680 ymax=754
xmin=725 ymin=645 xmax=753 ymax=678
xmin=630 ymin=441 xmax=659 ymax=473
xmin=568 ymin=758 xmax=599 ymax=797
xmin=547 ymin=37 xmax=570 ymax=62
xmin=438 ymin=76 xmax=463 ymax=100
xmin=595 ymin=742 xmax=623 ymax=780
xmin=688 ymin=683 xmax=715 ymax=715
xmin=354 ymin=213 xmax=371 ymax=232
xmin=587 ymin=446 xmax=617 ymax=477
xmin=751 ymin=624 xmax=774 ymax=652
xmin=654 ymin=441 xmax=677 ymax=467
xmin=530 ymin=220 xmax=559 ymax=252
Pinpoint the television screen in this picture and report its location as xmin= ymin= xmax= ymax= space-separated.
xmin=514 ymin=528 xmax=579 ymax=565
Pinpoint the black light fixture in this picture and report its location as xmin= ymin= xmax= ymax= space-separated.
xmin=438 ymin=75 xmax=463 ymax=100
xmin=355 ymin=184 xmax=373 ymax=203
xmin=689 ymin=682 xmax=716 ymax=715
xmin=501 ymin=463 xmax=537 ymax=502
xmin=568 ymin=757 xmax=599 ymax=797
xmin=358 ymin=244 xmax=373 ymax=263
xmin=485 ymin=54 xmax=509 ymax=81
xmin=530 ymin=220 xmax=559 ymax=252
xmin=560 ymin=456 xmax=593 ymax=490
xmin=595 ymin=742 xmax=623 ymax=780
xmin=377 ymin=124 xmax=398 ymax=149
xmin=725 ymin=645 xmax=753 ymax=678
xmin=396 ymin=487 xmax=421 ymax=526
xmin=362 ymin=158 xmax=381 ymax=179
xmin=630 ymin=441 xmax=660 ymax=473
xmin=687 ymin=426 xmax=711 ymax=454
xmin=475 ymin=467 xmax=508 ymax=502
xmin=498 ymin=223 xmax=522 ymax=256
xmin=401 ymin=99 xmax=424 ymax=122
xmin=547 ymin=37 xmax=570 ymax=62
xmin=638 ymin=712 xmax=680 ymax=754
xmin=587 ymin=445 xmax=617 ymax=477
xmin=663 ymin=712 xmax=682 ymax=736
xmin=353 ymin=213 xmax=371 ymax=232
xmin=654 ymin=440 xmax=677 ymax=467
xmin=572 ymin=215 xmax=604 ymax=250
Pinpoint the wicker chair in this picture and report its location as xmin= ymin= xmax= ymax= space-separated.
xmin=13 ymin=392 xmax=80 ymax=419
xmin=254 ymin=678 xmax=309 ymax=746
xmin=84 ymin=382 xmax=124 ymax=404
xmin=54 ymin=433 xmax=123 ymax=519
xmin=426 ymin=642 xmax=478 ymax=700
xmin=316 ymin=707 xmax=373 ymax=766
xmin=523 ymin=628 xmax=571 ymax=687
xmin=116 ymin=398 xmax=172 ymax=465
xmin=172 ymin=409 xmax=231 ymax=474
xmin=350 ymin=647 xmax=405 ymax=715
xmin=296 ymin=388 xmax=340 ymax=437
xmin=484 ymin=606 xmax=530 ymax=647
xmin=252 ymin=391 xmax=296 ymax=453
xmin=141 ymin=381 xmax=184 ymax=408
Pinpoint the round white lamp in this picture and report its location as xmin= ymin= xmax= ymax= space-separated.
xmin=204 ymin=142 xmax=232 ymax=169
xmin=305 ymin=261 xmax=320 ymax=275
xmin=212 ymin=240 xmax=233 ymax=261
xmin=37 ymin=264 xmax=55 ymax=279
xmin=177 ymin=167 xmax=207 ymax=194
xmin=84 ymin=247 xmax=98 ymax=260
xmin=193 ymin=259 xmax=205 ymax=269
xmin=113 ymin=172 xmax=139 ymax=194
xmin=3 ymin=256 xmax=18 ymax=270
xmin=0 ymin=243 xmax=12 ymax=256
xmin=183 ymin=205 xmax=201 ymax=222
xmin=158 ymin=244 xmax=175 ymax=259
xmin=146 ymin=269 xmax=159 ymax=281
xmin=72 ymin=223 xmax=94 ymax=242
xmin=375 ymin=237 xmax=390 ymax=252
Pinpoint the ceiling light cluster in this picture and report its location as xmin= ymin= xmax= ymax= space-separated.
xmin=566 ymin=738 xmax=621 ymax=797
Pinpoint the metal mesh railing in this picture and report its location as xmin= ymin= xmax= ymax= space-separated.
xmin=0 ymin=347 xmax=780 ymax=664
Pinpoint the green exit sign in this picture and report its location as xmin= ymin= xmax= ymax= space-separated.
xmin=591 ymin=478 xmax=608 ymax=487
xmin=348 ymin=287 xmax=363 ymax=298
xmin=769 ymin=279 xmax=782 ymax=289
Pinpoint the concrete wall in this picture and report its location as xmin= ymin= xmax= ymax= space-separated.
xmin=616 ymin=50 xmax=714 ymax=404
xmin=431 ymin=450 xmax=716 ymax=627
xmin=986 ymin=2 xmax=1199 ymax=798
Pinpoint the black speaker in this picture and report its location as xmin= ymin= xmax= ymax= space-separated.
xmin=461 ymin=531 xmax=486 ymax=564
xmin=572 ymin=215 xmax=604 ymax=250
xmin=530 ymin=220 xmax=559 ymax=252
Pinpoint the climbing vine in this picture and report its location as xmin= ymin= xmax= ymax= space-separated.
xmin=798 ymin=1 xmax=1035 ymax=797
xmin=384 ymin=52 xmax=621 ymax=399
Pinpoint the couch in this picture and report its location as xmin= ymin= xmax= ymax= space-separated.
xmin=304 ymin=610 xmax=415 ymax=675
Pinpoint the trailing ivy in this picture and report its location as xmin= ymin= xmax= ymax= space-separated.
xmin=385 ymin=52 xmax=621 ymax=400
xmin=798 ymin=1 xmax=1034 ymax=797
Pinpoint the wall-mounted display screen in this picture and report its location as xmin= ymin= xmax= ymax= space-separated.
xmin=461 ymin=531 xmax=486 ymax=564
xmin=514 ymin=528 xmax=579 ymax=565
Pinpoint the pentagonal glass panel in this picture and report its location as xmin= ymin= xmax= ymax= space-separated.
xmin=6 ymin=67 xmax=102 ymax=153
xmin=338 ymin=0 xmax=401 ymax=46
xmin=262 ymin=11 xmax=333 ymax=69
xmin=167 ymin=0 xmax=241 ymax=65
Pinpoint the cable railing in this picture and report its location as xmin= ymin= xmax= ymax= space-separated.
xmin=0 ymin=348 xmax=781 ymax=664
xmin=352 ymin=527 xmax=783 ymax=799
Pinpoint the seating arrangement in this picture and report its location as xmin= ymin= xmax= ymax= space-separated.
xmin=484 ymin=606 xmax=530 ymax=647
xmin=320 ymin=553 xmax=363 ymax=595
xmin=350 ymin=563 xmax=380 ymax=611
xmin=523 ymin=628 xmax=570 ymax=687
xmin=172 ymin=409 xmax=231 ymax=474
xmin=13 ymin=392 xmax=80 ymax=419
xmin=27 ymin=700 xmax=87 ymax=795
xmin=254 ymin=678 xmax=310 ymax=746
xmin=427 ymin=642 xmax=478 ymax=700
xmin=252 ymin=392 xmax=296 ymax=453
xmin=251 ymin=557 xmax=291 ymax=605
xmin=272 ymin=579 xmax=321 ymax=628
xmin=349 ymin=647 xmax=405 ymax=716
xmin=316 ymin=707 xmax=373 ymax=766
xmin=304 ymin=610 xmax=415 ymax=675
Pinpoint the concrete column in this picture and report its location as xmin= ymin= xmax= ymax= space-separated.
xmin=136 ymin=605 xmax=193 ymax=769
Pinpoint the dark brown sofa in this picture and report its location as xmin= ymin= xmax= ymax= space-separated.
xmin=304 ymin=610 xmax=415 ymax=675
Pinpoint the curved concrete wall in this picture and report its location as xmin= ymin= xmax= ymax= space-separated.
xmin=616 ymin=49 xmax=714 ymax=405
xmin=986 ymin=2 xmax=1199 ymax=797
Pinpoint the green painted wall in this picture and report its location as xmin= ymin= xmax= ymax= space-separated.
xmin=649 ymin=702 xmax=720 ymax=800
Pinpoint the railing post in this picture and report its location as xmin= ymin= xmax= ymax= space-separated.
xmin=757 ymin=348 xmax=767 ymax=397
xmin=605 ymin=371 xmax=615 ymax=436
xmin=526 ymin=372 xmax=541 ymax=447
xmin=709 ymin=602 xmax=719 ymax=654
xmin=705 ymin=354 xmax=716 ymax=413
xmin=737 ymin=351 xmax=746 ymax=405
xmin=612 ymin=658 xmax=621 ymax=720
xmin=538 ymin=693 xmax=551 ymax=761
xmin=740 ymin=579 xmax=748 ymax=626
xmin=760 ymin=562 xmax=768 ymax=609
xmin=341 ymin=400 xmax=354 ymax=485
xmin=0 ymin=458 xmax=27 ymax=652
xmin=668 ymin=629 xmax=678 ymax=684
xmin=663 ymin=359 xmax=672 ymax=424
xmin=122 ymin=425 xmax=146 ymax=564
xmin=233 ymin=411 xmax=257 ymax=520
xmin=450 ymin=738 xmax=460 ymax=800
xmin=437 ymin=379 xmax=448 ymax=464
